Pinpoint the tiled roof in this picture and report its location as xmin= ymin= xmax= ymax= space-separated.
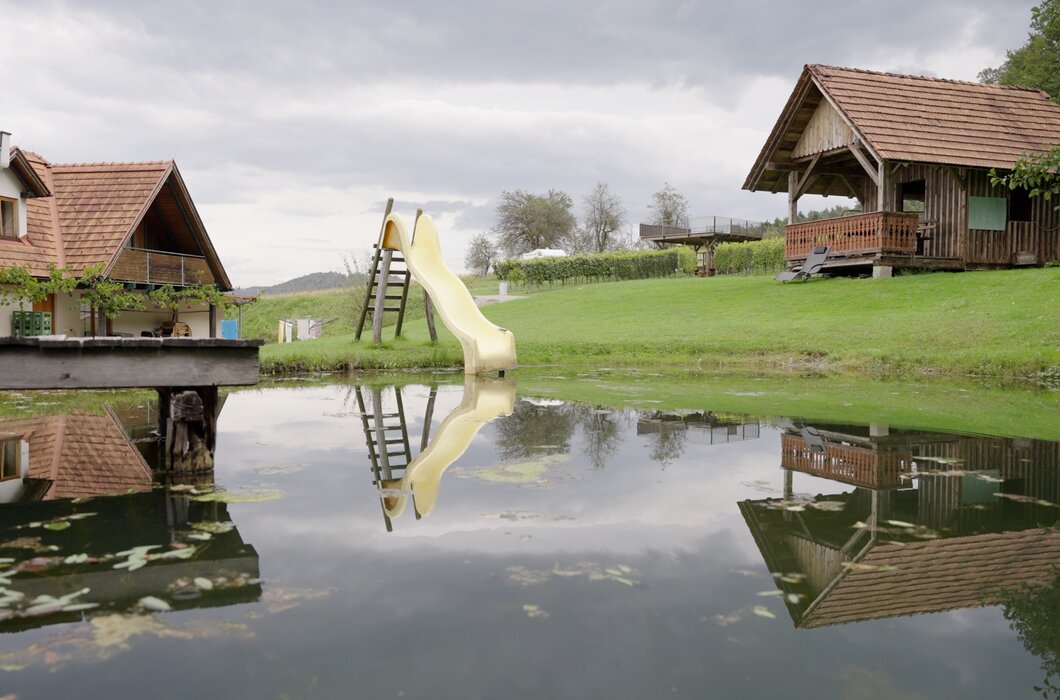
xmin=744 ymin=64 xmax=1060 ymax=192
xmin=809 ymin=64 xmax=1060 ymax=169
xmin=801 ymin=528 xmax=1060 ymax=628
xmin=3 ymin=410 xmax=153 ymax=500
xmin=2 ymin=148 xmax=231 ymax=288
xmin=48 ymin=161 xmax=171 ymax=275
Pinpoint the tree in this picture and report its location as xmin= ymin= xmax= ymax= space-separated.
xmin=648 ymin=183 xmax=688 ymax=228
xmin=464 ymin=233 xmax=499 ymax=276
xmin=493 ymin=189 xmax=577 ymax=257
xmin=1000 ymin=573 xmax=1060 ymax=697
xmin=580 ymin=181 xmax=626 ymax=253
xmin=992 ymin=147 xmax=1060 ymax=212
xmin=980 ymin=1 xmax=1060 ymax=103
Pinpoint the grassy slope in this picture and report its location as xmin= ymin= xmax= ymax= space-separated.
xmin=261 ymin=268 xmax=1060 ymax=377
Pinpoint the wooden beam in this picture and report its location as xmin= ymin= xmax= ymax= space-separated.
xmin=877 ymin=160 xmax=887 ymax=211
xmin=788 ymin=171 xmax=799 ymax=223
xmin=942 ymin=165 xmax=968 ymax=191
xmin=792 ymin=153 xmax=822 ymax=200
xmin=838 ymin=174 xmax=862 ymax=203
xmin=848 ymin=142 xmax=880 ymax=188
xmin=810 ymin=75 xmax=883 ymax=164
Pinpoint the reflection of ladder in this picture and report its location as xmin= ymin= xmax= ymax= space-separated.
xmin=354 ymin=198 xmax=438 ymax=343
xmin=354 ymin=385 xmax=438 ymax=532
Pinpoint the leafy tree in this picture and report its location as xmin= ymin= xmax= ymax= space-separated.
xmin=149 ymin=283 xmax=230 ymax=322
xmin=0 ymin=267 xmax=48 ymax=311
xmin=1000 ymin=572 xmax=1060 ymax=698
xmin=493 ymin=189 xmax=577 ymax=257
xmin=580 ymin=181 xmax=626 ymax=253
xmin=464 ymin=233 xmax=499 ymax=276
xmin=980 ymin=0 xmax=1060 ymax=103
xmin=993 ymin=148 xmax=1060 ymax=212
xmin=648 ymin=183 xmax=688 ymax=228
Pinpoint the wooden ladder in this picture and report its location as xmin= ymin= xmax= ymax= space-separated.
xmin=354 ymin=385 xmax=438 ymax=532
xmin=354 ymin=199 xmax=438 ymax=343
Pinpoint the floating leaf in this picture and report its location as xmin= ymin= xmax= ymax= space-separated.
xmin=138 ymin=596 xmax=171 ymax=612
xmin=43 ymin=521 xmax=71 ymax=532
xmin=191 ymin=488 xmax=283 ymax=504
xmin=752 ymin=606 xmax=776 ymax=619
xmin=522 ymin=604 xmax=549 ymax=619
xmin=63 ymin=554 xmax=90 ymax=565
xmin=884 ymin=519 xmax=916 ymax=529
xmin=190 ymin=521 xmax=235 ymax=534
xmin=194 ymin=577 xmax=214 ymax=591
xmin=185 ymin=533 xmax=212 ymax=541
xmin=756 ymin=590 xmax=783 ymax=597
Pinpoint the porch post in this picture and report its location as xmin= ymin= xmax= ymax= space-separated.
xmin=788 ymin=171 xmax=799 ymax=224
xmin=208 ymin=303 xmax=217 ymax=338
xmin=877 ymin=160 xmax=887 ymax=211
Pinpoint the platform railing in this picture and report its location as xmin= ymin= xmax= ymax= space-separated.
xmin=109 ymin=248 xmax=214 ymax=286
xmin=785 ymin=211 xmax=918 ymax=260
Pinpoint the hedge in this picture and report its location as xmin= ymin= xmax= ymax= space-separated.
xmin=712 ymin=237 xmax=785 ymax=276
xmin=494 ymin=247 xmax=696 ymax=285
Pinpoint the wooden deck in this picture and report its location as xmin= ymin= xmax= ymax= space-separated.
xmin=0 ymin=337 xmax=262 ymax=390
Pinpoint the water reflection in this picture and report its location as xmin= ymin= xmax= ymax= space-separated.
xmin=741 ymin=422 xmax=1060 ymax=629
xmin=0 ymin=407 xmax=260 ymax=632
xmin=357 ymin=377 xmax=516 ymax=530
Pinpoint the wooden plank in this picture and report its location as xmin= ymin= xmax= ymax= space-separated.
xmin=0 ymin=338 xmax=262 ymax=389
xmin=848 ymin=142 xmax=880 ymax=188
xmin=424 ymin=290 xmax=438 ymax=343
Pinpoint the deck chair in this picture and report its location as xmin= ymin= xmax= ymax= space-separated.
xmin=775 ymin=245 xmax=830 ymax=282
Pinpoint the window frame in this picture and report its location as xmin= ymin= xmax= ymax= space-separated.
xmin=0 ymin=196 xmax=17 ymax=239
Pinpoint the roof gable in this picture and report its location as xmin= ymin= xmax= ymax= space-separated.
xmin=745 ymin=64 xmax=1060 ymax=192
xmin=2 ymin=152 xmax=232 ymax=289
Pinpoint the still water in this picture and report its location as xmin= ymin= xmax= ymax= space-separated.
xmin=0 ymin=375 xmax=1058 ymax=699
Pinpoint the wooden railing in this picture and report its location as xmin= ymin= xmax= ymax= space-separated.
xmin=781 ymin=433 xmax=908 ymax=489
xmin=109 ymin=248 xmax=215 ymax=286
xmin=785 ymin=211 xmax=919 ymax=260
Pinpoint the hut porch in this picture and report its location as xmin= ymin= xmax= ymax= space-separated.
xmin=639 ymin=216 xmax=764 ymax=276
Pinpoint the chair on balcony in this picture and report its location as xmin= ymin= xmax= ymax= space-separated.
xmin=775 ymin=246 xmax=831 ymax=282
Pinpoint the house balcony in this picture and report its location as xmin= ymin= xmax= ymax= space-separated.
xmin=785 ymin=211 xmax=919 ymax=261
xmin=109 ymin=247 xmax=215 ymax=287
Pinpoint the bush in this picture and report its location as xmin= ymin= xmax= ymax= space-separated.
xmin=712 ymin=238 xmax=785 ymax=276
xmin=494 ymin=247 xmax=695 ymax=286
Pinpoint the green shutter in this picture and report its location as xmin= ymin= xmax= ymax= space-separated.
xmin=968 ymin=196 xmax=1006 ymax=231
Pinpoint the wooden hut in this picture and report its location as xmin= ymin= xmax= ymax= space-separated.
xmin=744 ymin=65 xmax=1060 ymax=275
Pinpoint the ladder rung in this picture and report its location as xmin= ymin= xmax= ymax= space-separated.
xmin=382 ymin=438 xmax=405 ymax=444
xmin=385 ymin=451 xmax=409 ymax=457
xmin=383 ymin=295 xmax=403 ymax=300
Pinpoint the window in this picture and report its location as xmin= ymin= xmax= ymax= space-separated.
xmin=899 ymin=180 xmax=926 ymax=218
xmin=969 ymin=196 xmax=1007 ymax=231
xmin=0 ymin=438 xmax=19 ymax=481
xmin=1010 ymin=188 xmax=1033 ymax=222
xmin=0 ymin=197 xmax=16 ymax=239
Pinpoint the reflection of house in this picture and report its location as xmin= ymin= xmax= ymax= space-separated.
xmin=0 ymin=491 xmax=261 ymax=633
xmin=741 ymin=425 xmax=1060 ymax=629
xmin=637 ymin=411 xmax=759 ymax=445
xmin=0 ymin=133 xmax=233 ymax=337
xmin=0 ymin=409 xmax=153 ymax=504
xmin=744 ymin=65 xmax=1060 ymax=274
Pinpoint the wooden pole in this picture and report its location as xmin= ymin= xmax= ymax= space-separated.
xmin=788 ymin=171 xmax=799 ymax=224
xmin=423 ymin=291 xmax=437 ymax=342
xmin=355 ymin=197 xmax=394 ymax=341
xmin=372 ymin=250 xmax=393 ymax=344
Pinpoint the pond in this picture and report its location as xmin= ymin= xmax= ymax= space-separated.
xmin=0 ymin=372 xmax=1058 ymax=699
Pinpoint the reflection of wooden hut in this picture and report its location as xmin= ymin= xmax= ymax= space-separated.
xmin=743 ymin=429 xmax=1060 ymax=628
xmin=0 ymin=409 xmax=153 ymax=503
xmin=637 ymin=411 xmax=760 ymax=445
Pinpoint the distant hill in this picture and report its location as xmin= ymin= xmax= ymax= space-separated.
xmin=236 ymin=271 xmax=361 ymax=296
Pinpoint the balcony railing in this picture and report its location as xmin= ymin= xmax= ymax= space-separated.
xmin=785 ymin=211 xmax=918 ymax=260
xmin=640 ymin=216 xmax=764 ymax=242
xmin=109 ymin=247 xmax=215 ymax=286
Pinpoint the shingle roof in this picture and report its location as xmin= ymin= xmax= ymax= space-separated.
xmin=801 ymin=528 xmax=1060 ymax=628
xmin=744 ymin=64 xmax=1060 ymax=192
xmin=2 ymin=409 xmax=153 ymax=500
xmin=810 ymin=64 xmax=1060 ymax=169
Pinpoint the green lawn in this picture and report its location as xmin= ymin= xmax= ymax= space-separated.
xmin=261 ymin=268 xmax=1060 ymax=378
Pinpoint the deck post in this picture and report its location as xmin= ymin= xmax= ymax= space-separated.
xmin=788 ymin=171 xmax=799 ymax=223
xmin=209 ymin=304 xmax=217 ymax=338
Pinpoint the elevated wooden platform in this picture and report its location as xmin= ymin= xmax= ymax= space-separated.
xmin=0 ymin=337 xmax=263 ymax=390
xmin=640 ymin=216 xmax=764 ymax=276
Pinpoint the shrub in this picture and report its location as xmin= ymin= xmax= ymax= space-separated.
xmin=712 ymin=238 xmax=785 ymax=276
xmin=494 ymin=247 xmax=695 ymax=286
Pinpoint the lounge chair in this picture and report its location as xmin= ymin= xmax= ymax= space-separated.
xmin=775 ymin=245 xmax=831 ymax=282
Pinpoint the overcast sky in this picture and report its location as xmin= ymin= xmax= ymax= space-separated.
xmin=0 ymin=0 xmax=1036 ymax=285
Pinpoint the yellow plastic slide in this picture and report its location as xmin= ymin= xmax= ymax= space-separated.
xmin=380 ymin=375 xmax=516 ymax=520
xmin=381 ymin=213 xmax=516 ymax=375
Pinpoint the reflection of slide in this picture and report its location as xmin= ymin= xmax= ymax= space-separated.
xmin=382 ymin=213 xmax=517 ymax=375
xmin=381 ymin=376 xmax=516 ymax=519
